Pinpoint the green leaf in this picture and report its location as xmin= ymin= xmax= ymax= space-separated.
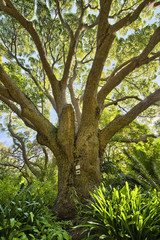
xmin=62 ymin=231 xmax=71 ymax=240
xmin=58 ymin=234 xmax=63 ymax=240
xmin=10 ymin=218 xmax=16 ymax=228
xmin=30 ymin=212 xmax=34 ymax=222
xmin=1 ymin=237 xmax=6 ymax=240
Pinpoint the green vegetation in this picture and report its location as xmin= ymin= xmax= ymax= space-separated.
xmin=101 ymin=138 xmax=160 ymax=190
xmin=0 ymin=178 xmax=71 ymax=240
xmin=77 ymin=183 xmax=160 ymax=240
xmin=0 ymin=138 xmax=160 ymax=239
xmin=123 ymin=139 xmax=160 ymax=190
xmin=0 ymin=0 xmax=160 ymax=238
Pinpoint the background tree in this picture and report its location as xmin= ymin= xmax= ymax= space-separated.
xmin=101 ymin=119 xmax=159 ymax=187
xmin=0 ymin=0 xmax=160 ymax=218
xmin=0 ymin=112 xmax=55 ymax=183
xmin=0 ymin=142 xmax=18 ymax=179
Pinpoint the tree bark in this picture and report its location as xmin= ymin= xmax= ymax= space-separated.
xmin=52 ymin=105 xmax=101 ymax=218
xmin=53 ymin=144 xmax=101 ymax=219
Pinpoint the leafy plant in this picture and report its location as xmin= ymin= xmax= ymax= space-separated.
xmin=123 ymin=139 xmax=160 ymax=190
xmin=0 ymin=178 xmax=20 ymax=205
xmin=0 ymin=186 xmax=44 ymax=239
xmin=29 ymin=179 xmax=58 ymax=208
xmin=77 ymin=183 xmax=160 ymax=240
xmin=30 ymin=219 xmax=72 ymax=240
xmin=0 ymin=185 xmax=71 ymax=240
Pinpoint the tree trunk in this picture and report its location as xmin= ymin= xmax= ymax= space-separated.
xmin=74 ymin=143 xmax=101 ymax=203
xmin=53 ymin=114 xmax=101 ymax=219
xmin=53 ymin=153 xmax=76 ymax=219
xmin=53 ymin=151 xmax=101 ymax=219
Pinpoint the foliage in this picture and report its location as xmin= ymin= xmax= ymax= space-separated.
xmin=123 ymin=139 xmax=160 ymax=190
xmin=101 ymin=142 xmax=143 ymax=189
xmin=0 ymin=0 xmax=160 ymax=219
xmin=77 ymin=183 xmax=160 ymax=240
xmin=0 ymin=0 xmax=159 ymax=124
xmin=29 ymin=179 xmax=58 ymax=208
xmin=101 ymin=160 xmax=130 ymax=190
xmin=0 ymin=178 xmax=20 ymax=206
xmin=0 ymin=184 xmax=70 ymax=240
xmin=0 ymin=114 xmax=58 ymax=183
xmin=101 ymin=134 xmax=160 ymax=190
xmin=0 ymin=143 xmax=19 ymax=179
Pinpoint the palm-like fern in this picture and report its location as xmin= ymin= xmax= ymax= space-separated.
xmin=123 ymin=140 xmax=160 ymax=190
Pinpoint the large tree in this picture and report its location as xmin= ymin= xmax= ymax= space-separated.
xmin=0 ymin=0 xmax=160 ymax=218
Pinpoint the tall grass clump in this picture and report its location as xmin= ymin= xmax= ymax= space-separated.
xmin=79 ymin=182 xmax=160 ymax=240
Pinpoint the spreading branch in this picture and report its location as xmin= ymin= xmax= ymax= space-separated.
xmin=0 ymin=162 xmax=22 ymax=170
xmin=7 ymin=113 xmax=42 ymax=178
xmin=103 ymin=96 xmax=142 ymax=108
xmin=98 ymin=25 xmax=160 ymax=108
xmin=55 ymin=0 xmax=73 ymax=37
xmin=0 ymin=65 xmax=61 ymax=154
xmin=100 ymin=88 xmax=160 ymax=153
xmin=58 ymin=2 xmax=86 ymax=89
xmin=111 ymin=0 xmax=156 ymax=32
xmin=0 ymin=0 xmax=65 ymax=114
xmin=6 ymin=113 xmax=49 ymax=180
xmin=0 ymin=95 xmax=36 ymax=130
xmin=118 ymin=134 xmax=157 ymax=143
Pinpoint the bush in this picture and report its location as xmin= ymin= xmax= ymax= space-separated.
xmin=78 ymin=183 xmax=160 ymax=240
xmin=29 ymin=180 xmax=57 ymax=208
xmin=0 ymin=178 xmax=20 ymax=205
xmin=0 ymin=185 xmax=71 ymax=240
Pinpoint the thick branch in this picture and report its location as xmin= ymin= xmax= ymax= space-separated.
xmin=100 ymin=88 xmax=160 ymax=153
xmin=111 ymin=0 xmax=156 ymax=32
xmin=68 ymin=63 xmax=81 ymax=127
xmin=97 ymin=0 xmax=112 ymax=45
xmin=0 ymin=0 xmax=63 ymax=113
xmin=98 ymin=26 xmax=160 ymax=107
xmin=118 ymin=134 xmax=157 ymax=143
xmin=76 ymin=1 xmax=117 ymax=133
xmin=0 ymin=65 xmax=60 ymax=154
xmin=80 ymin=32 xmax=115 ymax=131
xmin=0 ymin=95 xmax=36 ymax=130
xmin=60 ymin=6 xmax=85 ymax=89
xmin=61 ymin=37 xmax=77 ymax=88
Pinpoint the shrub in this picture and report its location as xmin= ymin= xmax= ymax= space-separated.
xmin=78 ymin=183 xmax=160 ymax=240
xmin=0 ymin=178 xmax=20 ymax=205
xmin=0 ymin=186 xmax=71 ymax=240
xmin=29 ymin=180 xmax=57 ymax=208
